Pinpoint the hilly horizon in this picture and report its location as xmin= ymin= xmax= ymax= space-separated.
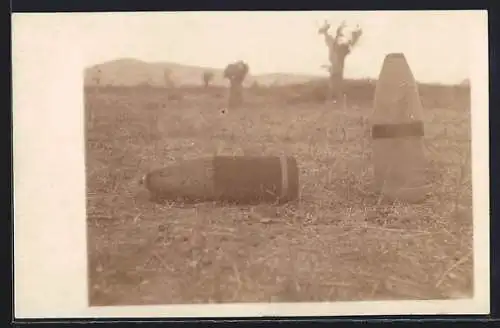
xmin=84 ymin=58 xmax=324 ymax=88
xmin=84 ymin=58 xmax=470 ymax=88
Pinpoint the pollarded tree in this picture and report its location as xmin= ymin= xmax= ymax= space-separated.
xmin=202 ymin=71 xmax=214 ymax=88
xmin=223 ymin=60 xmax=249 ymax=108
xmin=318 ymin=20 xmax=363 ymax=106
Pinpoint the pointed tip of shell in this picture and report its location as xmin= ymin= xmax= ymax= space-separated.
xmin=386 ymin=53 xmax=405 ymax=58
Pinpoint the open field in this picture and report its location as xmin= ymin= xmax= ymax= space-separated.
xmin=86 ymin=83 xmax=472 ymax=305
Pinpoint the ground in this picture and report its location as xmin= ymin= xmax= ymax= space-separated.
xmin=86 ymin=85 xmax=473 ymax=306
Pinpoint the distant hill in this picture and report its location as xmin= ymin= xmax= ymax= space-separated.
xmin=84 ymin=58 xmax=320 ymax=88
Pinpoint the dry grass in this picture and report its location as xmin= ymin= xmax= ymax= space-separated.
xmin=86 ymin=84 xmax=473 ymax=306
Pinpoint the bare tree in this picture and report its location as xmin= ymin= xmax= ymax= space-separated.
xmin=164 ymin=68 xmax=175 ymax=89
xmin=223 ymin=60 xmax=249 ymax=108
xmin=202 ymin=71 xmax=214 ymax=88
xmin=318 ymin=20 xmax=363 ymax=107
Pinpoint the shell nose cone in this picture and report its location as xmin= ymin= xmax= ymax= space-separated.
xmin=386 ymin=53 xmax=405 ymax=59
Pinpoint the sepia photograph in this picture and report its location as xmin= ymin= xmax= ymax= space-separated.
xmin=12 ymin=10 xmax=490 ymax=318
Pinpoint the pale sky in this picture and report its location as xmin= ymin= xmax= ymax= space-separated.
xmin=17 ymin=11 xmax=486 ymax=84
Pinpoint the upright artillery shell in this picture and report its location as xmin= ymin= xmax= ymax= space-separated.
xmin=371 ymin=53 xmax=430 ymax=203
xmin=142 ymin=156 xmax=300 ymax=204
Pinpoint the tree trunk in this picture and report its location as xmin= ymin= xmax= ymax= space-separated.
xmin=327 ymin=72 xmax=344 ymax=104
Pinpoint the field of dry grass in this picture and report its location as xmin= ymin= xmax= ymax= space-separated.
xmin=86 ymin=84 xmax=473 ymax=306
